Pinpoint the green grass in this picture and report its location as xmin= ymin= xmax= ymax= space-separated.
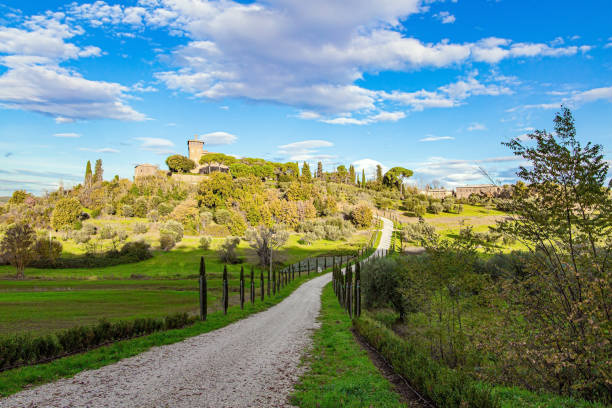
xmin=0 ymin=233 xmax=367 ymax=280
xmin=291 ymin=283 xmax=406 ymax=408
xmin=0 ymin=272 xmax=320 ymax=397
xmin=422 ymin=204 xmax=506 ymax=218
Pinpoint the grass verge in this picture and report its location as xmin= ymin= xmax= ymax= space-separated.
xmin=290 ymin=283 xmax=405 ymax=408
xmin=0 ymin=273 xmax=317 ymax=397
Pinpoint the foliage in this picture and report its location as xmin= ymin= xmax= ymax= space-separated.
xmin=494 ymin=108 xmax=612 ymax=401
xmin=0 ymin=313 xmax=193 ymax=371
xmin=133 ymin=222 xmax=149 ymax=234
xmin=32 ymin=237 xmax=63 ymax=265
xmin=198 ymin=236 xmax=212 ymax=250
xmin=0 ymin=222 xmax=36 ymax=278
xmin=361 ymin=257 xmax=407 ymax=320
xmin=51 ymin=198 xmax=82 ymax=230
xmin=197 ymin=172 xmax=234 ymax=209
xmin=160 ymin=220 xmax=184 ymax=243
xmin=219 ymin=236 xmax=240 ymax=263
xmin=159 ymin=234 xmax=176 ymax=251
xmin=226 ymin=210 xmax=247 ymax=236
xmin=8 ymin=190 xmax=29 ymax=205
xmin=166 ymin=154 xmax=196 ymax=173
xmin=382 ymin=167 xmax=413 ymax=190
xmin=354 ymin=316 xmax=499 ymax=408
xmin=245 ymin=225 xmax=289 ymax=266
xmin=350 ymin=204 xmax=373 ymax=228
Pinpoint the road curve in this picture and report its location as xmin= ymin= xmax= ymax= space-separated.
xmin=0 ymin=217 xmax=393 ymax=408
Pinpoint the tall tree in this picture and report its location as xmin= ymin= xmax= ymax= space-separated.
xmin=497 ymin=107 xmax=611 ymax=398
xmin=336 ymin=165 xmax=348 ymax=183
xmin=349 ymin=165 xmax=356 ymax=185
xmin=362 ymin=169 xmax=366 ymax=187
xmin=375 ymin=164 xmax=383 ymax=183
xmin=301 ymin=161 xmax=312 ymax=181
xmin=84 ymin=160 xmax=92 ymax=186
xmin=316 ymin=161 xmax=323 ymax=178
xmin=383 ymin=167 xmax=413 ymax=190
xmin=93 ymin=159 xmax=103 ymax=183
xmin=0 ymin=222 xmax=36 ymax=279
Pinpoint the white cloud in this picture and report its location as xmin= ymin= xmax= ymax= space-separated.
xmin=79 ymin=147 xmax=120 ymax=153
xmin=62 ymin=0 xmax=580 ymax=116
xmin=201 ymin=131 xmax=238 ymax=145
xmin=0 ymin=12 xmax=146 ymax=121
xmin=434 ymin=11 xmax=455 ymax=24
xmin=135 ymin=137 xmax=175 ymax=154
xmin=467 ymin=122 xmax=487 ymax=131
xmin=320 ymin=110 xmax=405 ymax=125
xmin=509 ymin=86 xmax=612 ymax=112
xmin=419 ymin=135 xmax=454 ymax=142
xmin=352 ymin=158 xmax=387 ymax=179
xmin=278 ymin=139 xmax=335 ymax=161
xmin=53 ymin=132 xmax=80 ymax=138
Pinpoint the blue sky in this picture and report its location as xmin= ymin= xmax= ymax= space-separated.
xmin=0 ymin=0 xmax=611 ymax=195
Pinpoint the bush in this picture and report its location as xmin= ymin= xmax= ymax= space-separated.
xmin=51 ymin=198 xmax=82 ymax=230
xmin=298 ymin=232 xmax=317 ymax=245
xmin=82 ymin=223 xmax=97 ymax=236
xmin=354 ymin=316 xmax=499 ymax=408
xmin=98 ymin=225 xmax=116 ymax=240
xmin=160 ymin=234 xmax=176 ymax=251
xmin=203 ymin=224 xmax=230 ymax=237
xmin=119 ymin=241 xmax=152 ymax=262
xmin=160 ymin=220 xmax=183 ymax=243
xmin=427 ymin=202 xmax=443 ymax=214
xmin=361 ymin=257 xmax=406 ymax=320
xmin=227 ymin=210 xmax=247 ymax=236
xmin=147 ymin=210 xmax=159 ymax=222
xmin=219 ymin=236 xmax=240 ymax=263
xmin=350 ymin=204 xmax=373 ymax=228
xmin=32 ymin=237 xmax=63 ymax=264
xmin=121 ymin=204 xmax=135 ymax=217
xmin=73 ymin=230 xmax=91 ymax=244
xmin=214 ymin=209 xmax=232 ymax=225
xmin=166 ymin=154 xmax=196 ymax=173
xmin=0 ymin=313 xmax=194 ymax=370
xmin=199 ymin=236 xmax=212 ymax=250
xmin=157 ymin=202 xmax=174 ymax=216
xmin=133 ymin=222 xmax=149 ymax=234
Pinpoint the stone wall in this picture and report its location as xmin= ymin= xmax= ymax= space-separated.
xmin=455 ymin=185 xmax=502 ymax=199
xmin=170 ymin=173 xmax=208 ymax=185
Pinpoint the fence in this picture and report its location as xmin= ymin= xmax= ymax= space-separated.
xmin=331 ymin=246 xmax=393 ymax=318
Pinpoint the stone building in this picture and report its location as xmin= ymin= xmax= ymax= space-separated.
xmin=134 ymin=164 xmax=159 ymax=178
xmin=187 ymin=135 xmax=230 ymax=175
xmin=455 ymin=184 xmax=502 ymax=199
xmin=423 ymin=188 xmax=453 ymax=199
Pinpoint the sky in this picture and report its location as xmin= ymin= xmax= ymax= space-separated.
xmin=0 ymin=0 xmax=611 ymax=195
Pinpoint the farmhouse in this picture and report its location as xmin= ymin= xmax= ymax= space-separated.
xmin=455 ymin=184 xmax=502 ymax=199
xmin=135 ymin=135 xmax=229 ymax=180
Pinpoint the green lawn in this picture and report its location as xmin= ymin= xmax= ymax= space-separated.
xmin=422 ymin=203 xmax=507 ymax=218
xmin=291 ymin=283 xmax=406 ymax=408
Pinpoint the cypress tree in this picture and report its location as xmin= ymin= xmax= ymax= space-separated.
xmin=250 ymin=266 xmax=255 ymax=304
xmin=240 ymin=266 xmax=245 ymax=309
xmin=301 ymin=161 xmax=312 ymax=181
xmin=260 ymin=270 xmax=264 ymax=301
xmin=93 ymin=159 xmax=103 ymax=183
xmin=361 ymin=169 xmax=366 ymax=188
xmin=199 ymin=257 xmax=207 ymax=321
xmin=376 ymin=164 xmax=383 ymax=183
xmin=223 ymin=265 xmax=228 ymax=314
xmin=349 ymin=165 xmax=356 ymax=185
xmin=84 ymin=160 xmax=92 ymax=186
xmin=317 ymin=161 xmax=323 ymax=178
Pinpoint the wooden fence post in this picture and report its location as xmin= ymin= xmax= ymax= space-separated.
xmin=267 ymin=268 xmax=271 ymax=296
xmin=260 ymin=270 xmax=264 ymax=301
xmin=199 ymin=256 xmax=207 ymax=321
xmin=307 ymin=258 xmax=310 ymax=276
xmin=223 ymin=265 xmax=228 ymax=315
xmin=240 ymin=266 xmax=245 ymax=310
xmin=272 ymin=268 xmax=276 ymax=295
xmin=250 ymin=266 xmax=255 ymax=304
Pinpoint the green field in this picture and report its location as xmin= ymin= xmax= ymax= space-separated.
xmin=0 ymin=232 xmax=369 ymax=336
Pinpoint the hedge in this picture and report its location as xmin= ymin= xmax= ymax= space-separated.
xmin=0 ymin=313 xmax=194 ymax=371
xmin=353 ymin=315 xmax=499 ymax=408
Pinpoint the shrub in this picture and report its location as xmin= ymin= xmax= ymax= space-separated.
xmin=200 ymin=211 xmax=213 ymax=227
xmin=361 ymin=257 xmax=406 ymax=320
xmin=427 ymin=202 xmax=443 ymax=214
xmin=82 ymin=223 xmax=97 ymax=236
xmin=51 ymin=198 xmax=82 ymax=230
xmin=159 ymin=234 xmax=176 ymax=251
xmin=160 ymin=220 xmax=183 ymax=243
xmin=32 ymin=237 xmax=63 ymax=264
xmin=166 ymin=154 xmax=196 ymax=173
xmin=119 ymin=241 xmax=152 ymax=261
xmin=219 ymin=236 xmax=240 ymax=264
xmin=203 ymin=224 xmax=230 ymax=237
xmin=354 ymin=317 xmax=499 ymax=408
xmin=227 ymin=210 xmax=247 ymax=236
xmin=298 ymin=232 xmax=317 ymax=245
xmin=133 ymin=197 xmax=148 ymax=218
xmin=0 ymin=313 xmax=194 ymax=370
xmin=157 ymin=202 xmax=174 ymax=216
xmin=350 ymin=204 xmax=373 ymax=228
xmin=214 ymin=209 xmax=232 ymax=225
xmin=98 ymin=225 xmax=116 ymax=239
xmin=199 ymin=236 xmax=212 ymax=250
xmin=133 ymin=222 xmax=149 ymax=234
xmin=73 ymin=230 xmax=91 ymax=244
xmin=147 ymin=210 xmax=159 ymax=222
xmin=121 ymin=204 xmax=135 ymax=217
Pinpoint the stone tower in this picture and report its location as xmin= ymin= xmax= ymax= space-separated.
xmin=187 ymin=134 xmax=205 ymax=164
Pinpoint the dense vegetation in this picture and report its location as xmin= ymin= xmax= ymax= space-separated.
xmin=358 ymin=109 xmax=611 ymax=405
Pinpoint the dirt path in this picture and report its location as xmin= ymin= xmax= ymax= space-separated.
xmin=1 ymin=218 xmax=394 ymax=408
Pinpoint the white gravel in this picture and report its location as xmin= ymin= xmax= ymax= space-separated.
xmin=1 ymin=217 xmax=393 ymax=408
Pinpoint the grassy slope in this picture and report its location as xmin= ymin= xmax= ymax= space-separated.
xmin=0 ymin=273 xmax=319 ymax=397
xmin=291 ymin=283 xmax=405 ymax=408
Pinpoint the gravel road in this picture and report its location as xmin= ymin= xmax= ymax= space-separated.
xmin=1 ymin=217 xmax=392 ymax=408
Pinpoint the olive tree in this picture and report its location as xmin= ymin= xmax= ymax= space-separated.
xmin=245 ymin=225 xmax=289 ymax=267
xmin=0 ymin=222 xmax=36 ymax=279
